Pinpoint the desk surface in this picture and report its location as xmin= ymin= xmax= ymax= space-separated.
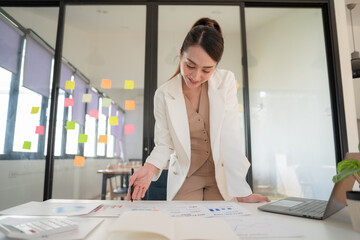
xmin=0 ymin=199 xmax=359 ymax=240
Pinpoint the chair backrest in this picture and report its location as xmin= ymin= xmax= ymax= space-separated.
xmin=146 ymin=170 xmax=168 ymax=200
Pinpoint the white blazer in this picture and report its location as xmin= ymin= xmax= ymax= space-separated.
xmin=146 ymin=69 xmax=253 ymax=201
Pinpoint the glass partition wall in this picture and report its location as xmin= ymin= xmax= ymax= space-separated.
xmin=0 ymin=1 xmax=344 ymax=208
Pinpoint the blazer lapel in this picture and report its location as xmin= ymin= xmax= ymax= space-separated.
xmin=164 ymin=75 xmax=191 ymax=162
xmin=208 ymin=71 xmax=226 ymax=165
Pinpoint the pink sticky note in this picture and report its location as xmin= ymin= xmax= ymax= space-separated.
xmin=35 ymin=125 xmax=44 ymax=135
xmin=64 ymin=98 xmax=74 ymax=107
xmin=124 ymin=124 xmax=134 ymax=135
xmin=89 ymin=109 xmax=99 ymax=119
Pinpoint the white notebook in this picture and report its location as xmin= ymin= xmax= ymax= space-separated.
xmin=107 ymin=211 xmax=237 ymax=240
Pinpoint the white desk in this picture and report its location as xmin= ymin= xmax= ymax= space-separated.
xmin=0 ymin=199 xmax=359 ymax=240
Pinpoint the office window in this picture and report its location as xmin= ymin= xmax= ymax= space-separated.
xmin=0 ymin=67 xmax=11 ymax=154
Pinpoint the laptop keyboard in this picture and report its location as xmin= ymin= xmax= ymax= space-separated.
xmin=288 ymin=200 xmax=327 ymax=217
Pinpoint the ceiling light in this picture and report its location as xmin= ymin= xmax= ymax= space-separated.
xmin=347 ymin=3 xmax=360 ymax=78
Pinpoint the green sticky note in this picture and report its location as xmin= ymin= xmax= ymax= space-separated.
xmin=66 ymin=121 xmax=75 ymax=130
xmin=23 ymin=141 xmax=31 ymax=150
xmin=109 ymin=116 xmax=118 ymax=126
xmin=102 ymin=98 xmax=111 ymax=107
xmin=78 ymin=134 xmax=88 ymax=143
xmin=31 ymin=107 xmax=40 ymax=114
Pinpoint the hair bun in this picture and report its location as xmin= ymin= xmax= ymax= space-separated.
xmin=192 ymin=17 xmax=222 ymax=35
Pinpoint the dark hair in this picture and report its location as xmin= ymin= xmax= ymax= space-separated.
xmin=169 ymin=17 xmax=224 ymax=80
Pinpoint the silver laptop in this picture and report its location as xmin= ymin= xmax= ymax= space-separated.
xmin=258 ymin=153 xmax=359 ymax=220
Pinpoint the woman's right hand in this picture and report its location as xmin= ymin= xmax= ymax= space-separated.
xmin=127 ymin=163 xmax=159 ymax=201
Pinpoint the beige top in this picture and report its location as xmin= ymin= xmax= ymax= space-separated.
xmin=184 ymin=82 xmax=215 ymax=177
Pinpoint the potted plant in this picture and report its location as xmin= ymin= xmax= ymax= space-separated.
xmin=332 ymin=144 xmax=360 ymax=233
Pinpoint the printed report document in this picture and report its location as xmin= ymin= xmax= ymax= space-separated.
xmin=107 ymin=211 xmax=238 ymax=240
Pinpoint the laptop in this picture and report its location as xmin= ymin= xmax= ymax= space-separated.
xmin=258 ymin=152 xmax=359 ymax=220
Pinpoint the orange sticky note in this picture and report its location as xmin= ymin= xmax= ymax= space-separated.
xmin=124 ymin=124 xmax=134 ymax=135
xmin=125 ymin=100 xmax=135 ymax=110
xmin=124 ymin=80 xmax=134 ymax=89
xmin=101 ymin=79 xmax=112 ymax=89
xmin=64 ymin=98 xmax=74 ymax=107
xmin=109 ymin=116 xmax=118 ymax=126
xmin=35 ymin=125 xmax=44 ymax=135
xmin=98 ymin=135 xmax=107 ymax=144
xmin=236 ymin=83 xmax=240 ymax=89
xmin=74 ymin=156 xmax=85 ymax=167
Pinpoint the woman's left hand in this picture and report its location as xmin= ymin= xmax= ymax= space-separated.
xmin=236 ymin=193 xmax=271 ymax=203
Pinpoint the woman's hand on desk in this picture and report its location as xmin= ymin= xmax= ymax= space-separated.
xmin=236 ymin=193 xmax=271 ymax=203
xmin=127 ymin=163 xmax=159 ymax=201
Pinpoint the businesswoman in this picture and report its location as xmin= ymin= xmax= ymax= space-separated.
xmin=127 ymin=17 xmax=270 ymax=202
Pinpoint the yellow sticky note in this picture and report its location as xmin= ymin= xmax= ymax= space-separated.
xmin=109 ymin=116 xmax=118 ymax=126
xmin=74 ymin=156 xmax=85 ymax=167
xmin=101 ymin=79 xmax=112 ymax=89
xmin=102 ymin=98 xmax=111 ymax=107
xmin=65 ymin=80 xmax=75 ymax=90
xmin=124 ymin=80 xmax=134 ymax=90
xmin=238 ymin=103 xmax=243 ymax=113
xmin=82 ymin=93 xmax=92 ymax=103
xmin=98 ymin=135 xmax=107 ymax=144
xmin=66 ymin=121 xmax=76 ymax=130
xmin=78 ymin=134 xmax=88 ymax=143
xmin=31 ymin=107 xmax=40 ymax=114
xmin=125 ymin=100 xmax=135 ymax=110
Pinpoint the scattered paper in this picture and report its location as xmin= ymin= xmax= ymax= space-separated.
xmin=102 ymin=98 xmax=111 ymax=107
xmin=74 ymin=156 xmax=85 ymax=167
xmin=109 ymin=116 xmax=118 ymax=126
xmin=65 ymin=81 xmax=75 ymax=90
xmin=124 ymin=124 xmax=134 ymax=135
xmin=203 ymin=202 xmax=251 ymax=217
xmin=87 ymin=204 xmax=125 ymax=217
xmin=125 ymin=100 xmax=135 ymax=110
xmin=101 ymin=79 xmax=112 ymax=89
xmin=224 ymin=215 xmax=304 ymax=238
xmin=124 ymin=80 xmax=134 ymax=89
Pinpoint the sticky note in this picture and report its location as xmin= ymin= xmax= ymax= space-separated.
xmin=238 ymin=103 xmax=243 ymax=113
xmin=124 ymin=80 xmax=134 ymax=89
xmin=109 ymin=116 xmax=118 ymax=126
xmin=31 ymin=107 xmax=39 ymax=114
xmin=102 ymin=98 xmax=111 ymax=107
xmin=82 ymin=93 xmax=92 ymax=103
xmin=65 ymin=80 xmax=75 ymax=90
xmin=35 ymin=125 xmax=44 ymax=135
xmin=74 ymin=156 xmax=85 ymax=167
xmin=125 ymin=100 xmax=135 ymax=110
xmin=236 ymin=83 xmax=240 ymax=89
xmin=101 ymin=79 xmax=112 ymax=89
xmin=64 ymin=98 xmax=74 ymax=107
xmin=23 ymin=141 xmax=31 ymax=150
xmin=66 ymin=121 xmax=75 ymax=130
xmin=78 ymin=134 xmax=88 ymax=143
xmin=124 ymin=124 xmax=134 ymax=135
xmin=98 ymin=135 xmax=107 ymax=144
xmin=89 ymin=109 xmax=99 ymax=119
